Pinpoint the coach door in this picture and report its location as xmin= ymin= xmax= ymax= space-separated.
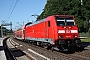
xmin=45 ymin=21 xmax=50 ymax=39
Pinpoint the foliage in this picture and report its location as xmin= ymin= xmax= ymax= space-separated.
xmin=88 ymin=29 xmax=90 ymax=34
xmin=0 ymin=26 xmax=12 ymax=36
xmin=38 ymin=0 xmax=90 ymax=33
xmin=81 ymin=38 xmax=90 ymax=42
xmin=79 ymin=32 xmax=90 ymax=37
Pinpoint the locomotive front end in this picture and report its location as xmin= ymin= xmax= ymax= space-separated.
xmin=54 ymin=15 xmax=81 ymax=51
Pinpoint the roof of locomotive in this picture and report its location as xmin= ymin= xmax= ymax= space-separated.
xmin=53 ymin=14 xmax=74 ymax=18
xmin=25 ymin=18 xmax=46 ymax=26
xmin=25 ymin=14 xmax=75 ymax=26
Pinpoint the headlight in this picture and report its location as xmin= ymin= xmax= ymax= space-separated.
xmin=75 ymin=35 xmax=78 ymax=37
xmin=58 ymin=30 xmax=65 ymax=33
xmin=58 ymin=36 xmax=63 ymax=38
xmin=71 ymin=30 xmax=78 ymax=33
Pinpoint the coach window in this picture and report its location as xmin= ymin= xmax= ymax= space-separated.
xmin=48 ymin=21 xmax=50 ymax=27
xmin=23 ymin=30 xmax=24 ymax=34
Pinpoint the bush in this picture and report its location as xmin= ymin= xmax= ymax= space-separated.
xmin=79 ymin=32 xmax=90 ymax=37
xmin=88 ymin=29 xmax=90 ymax=34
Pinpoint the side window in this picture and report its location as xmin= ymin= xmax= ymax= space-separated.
xmin=22 ymin=30 xmax=24 ymax=34
xmin=48 ymin=21 xmax=50 ymax=27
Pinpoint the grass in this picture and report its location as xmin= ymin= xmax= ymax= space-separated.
xmin=81 ymin=38 xmax=90 ymax=42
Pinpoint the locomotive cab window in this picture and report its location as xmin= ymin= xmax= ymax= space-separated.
xmin=48 ymin=21 xmax=50 ymax=27
xmin=56 ymin=18 xmax=75 ymax=26
xmin=66 ymin=19 xmax=75 ymax=26
xmin=56 ymin=18 xmax=65 ymax=26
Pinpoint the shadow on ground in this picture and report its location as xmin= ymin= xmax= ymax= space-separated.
xmin=62 ymin=42 xmax=90 ymax=54
xmin=10 ymin=48 xmax=26 ymax=57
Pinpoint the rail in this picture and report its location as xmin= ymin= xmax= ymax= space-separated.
xmin=3 ymin=37 xmax=17 ymax=60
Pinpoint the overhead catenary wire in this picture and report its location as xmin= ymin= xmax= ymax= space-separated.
xmin=6 ymin=0 xmax=14 ymax=21
xmin=32 ymin=0 xmax=43 ymax=11
xmin=27 ymin=0 xmax=44 ymax=22
xmin=7 ymin=0 xmax=19 ymax=21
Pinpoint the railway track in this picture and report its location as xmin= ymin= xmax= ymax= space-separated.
xmin=74 ymin=51 xmax=90 ymax=58
xmin=3 ymin=37 xmax=33 ymax=60
xmin=3 ymin=37 xmax=16 ymax=60
xmin=8 ymin=38 xmax=35 ymax=60
xmin=11 ymin=37 xmax=90 ymax=60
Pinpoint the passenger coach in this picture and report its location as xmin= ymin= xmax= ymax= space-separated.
xmin=13 ymin=26 xmax=25 ymax=40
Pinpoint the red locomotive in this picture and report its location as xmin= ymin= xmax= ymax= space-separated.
xmin=14 ymin=15 xmax=81 ymax=51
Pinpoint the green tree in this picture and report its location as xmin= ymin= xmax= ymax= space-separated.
xmin=38 ymin=0 xmax=90 ymax=33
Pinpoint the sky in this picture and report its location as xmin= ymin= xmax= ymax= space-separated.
xmin=0 ymin=0 xmax=46 ymax=30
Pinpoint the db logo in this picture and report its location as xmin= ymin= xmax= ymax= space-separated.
xmin=66 ymin=30 xmax=70 ymax=33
